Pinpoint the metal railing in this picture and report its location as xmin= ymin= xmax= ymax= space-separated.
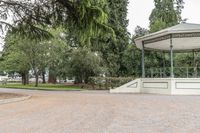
xmin=145 ymin=67 xmax=200 ymax=78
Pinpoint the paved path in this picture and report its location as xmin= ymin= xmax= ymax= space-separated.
xmin=0 ymin=88 xmax=200 ymax=133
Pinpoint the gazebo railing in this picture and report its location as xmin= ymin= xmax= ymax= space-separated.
xmin=145 ymin=67 xmax=200 ymax=78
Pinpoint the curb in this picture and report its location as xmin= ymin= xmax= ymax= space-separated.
xmin=0 ymin=95 xmax=31 ymax=105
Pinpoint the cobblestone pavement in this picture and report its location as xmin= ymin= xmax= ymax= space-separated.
xmin=0 ymin=88 xmax=200 ymax=133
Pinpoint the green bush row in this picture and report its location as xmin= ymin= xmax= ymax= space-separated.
xmin=88 ymin=77 xmax=135 ymax=90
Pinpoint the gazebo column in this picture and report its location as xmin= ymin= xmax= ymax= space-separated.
xmin=170 ymin=35 xmax=174 ymax=78
xmin=142 ymin=42 xmax=145 ymax=78
xmin=193 ymin=50 xmax=197 ymax=77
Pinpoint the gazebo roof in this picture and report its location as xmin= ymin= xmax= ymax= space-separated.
xmin=135 ymin=23 xmax=200 ymax=52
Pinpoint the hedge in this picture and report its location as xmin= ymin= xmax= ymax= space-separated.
xmin=88 ymin=77 xmax=135 ymax=90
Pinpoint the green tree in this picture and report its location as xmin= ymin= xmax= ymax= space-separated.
xmin=134 ymin=26 xmax=149 ymax=38
xmin=45 ymin=28 xmax=71 ymax=84
xmin=68 ymin=48 xmax=103 ymax=84
xmin=92 ymin=0 xmax=130 ymax=77
xmin=122 ymin=44 xmax=141 ymax=77
xmin=2 ymin=26 xmax=83 ymax=86
xmin=2 ymin=32 xmax=51 ymax=87
xmin=0 ymin=0 xmax=113 ymax=43
xmin=128 ymin=26 xmax=149 ymax=77
xmin=0 ymin=48 xmax=30 ymax=85
xmin=1 ymin=33 xmax=31 ymax=85
xmin=149 ymin=0 xmax=184 ymax=32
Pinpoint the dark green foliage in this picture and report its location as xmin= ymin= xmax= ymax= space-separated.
xmin=149 ymin=0 xmax=184 ymax=32
xmin=128 ymin=26 xmax=150 ymax=77
xmin=1 ymin=32 xmax=30 ymax=74
xmin=68 ymin=48 xmax=103 ymax=84
xmin=88 ymin=77 xmax=135 ymax=90
xmin=133 ymin=26 xmax=149 ymax=39
xmin=0 ymin=0 xmax=113 ymax=43
xmin=92 ymin=0 xmax=130 ymax=77
xmin=1 ymin=27 xmax=70 ymax=86
xmin=174 ymin=52 xmax=200 ymax=78
xmin=0 ymin=0 xmax=131 ymax=82
xmin=122 ymin=44 xmax=141 ymax=77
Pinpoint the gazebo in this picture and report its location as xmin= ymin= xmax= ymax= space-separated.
xmin=110 ymin=23 xmax=200 ymax=95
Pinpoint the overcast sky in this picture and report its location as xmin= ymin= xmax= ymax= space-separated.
xmin=127 ymin=0 xmax=200 ymax=35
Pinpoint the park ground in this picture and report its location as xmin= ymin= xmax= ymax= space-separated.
xmin=0 ymin=88 xmax=200 ymax=133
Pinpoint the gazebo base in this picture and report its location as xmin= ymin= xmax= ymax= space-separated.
xmin=110 ymin=78 xmax=200 ymax=95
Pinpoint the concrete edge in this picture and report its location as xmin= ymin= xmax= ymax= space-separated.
xmin=0 ymin=95 xmax=31 ymax=105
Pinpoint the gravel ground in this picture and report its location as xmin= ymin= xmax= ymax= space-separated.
xmin=0 ymin=88 xmax=200 ymax=133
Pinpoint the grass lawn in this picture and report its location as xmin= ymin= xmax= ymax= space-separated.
xmin=0 ymin=83 xmax=85 ymax=91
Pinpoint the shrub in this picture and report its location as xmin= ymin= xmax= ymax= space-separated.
xmin=88 ymin=77 xmax=135 ymax=90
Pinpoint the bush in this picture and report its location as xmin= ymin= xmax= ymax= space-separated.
xmin=68 ymin=48 xmax=103 ymax=84
xmin=88 ymin=77 xmax=135 ymax=90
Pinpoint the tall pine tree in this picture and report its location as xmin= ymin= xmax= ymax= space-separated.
xmin=149 ymin=0 xmax=184 ymax=32
xmin=93 ymin=0 xmax=130 ymax=77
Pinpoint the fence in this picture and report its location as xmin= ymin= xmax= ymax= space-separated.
xmin=145 ymin=67 xmax=200 ymax=78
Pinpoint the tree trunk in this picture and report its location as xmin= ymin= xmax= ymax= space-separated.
xmin=21 ymin=72 xmax=26 ymax=85
xmin=21 ymin=71 xmax=29 ymax=85
xmin=84 ymin=75 xmax=89 ymax=84
xmin=35 ymin=73 xmax=39 ymax=87
xmin=75 ymin=75 xmax=83 ymax=84
xmin=48 ymin=68 xmax=57 ymax=84
xmin=25 ymin=71 xmax=29 ymax=84
xmin=42 ymin=71 xmax=46 ymax=84
xmin=48 ymin=74 xmax=57 ymax=84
